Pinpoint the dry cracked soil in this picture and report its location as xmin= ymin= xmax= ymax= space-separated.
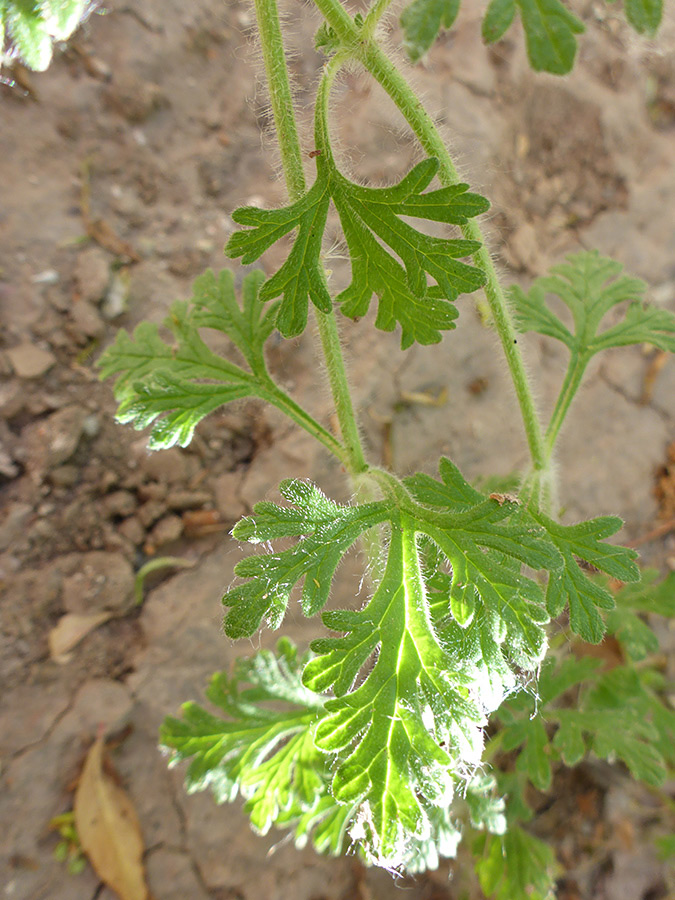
xmin=1 ymin=2 xmax=675 ymax=899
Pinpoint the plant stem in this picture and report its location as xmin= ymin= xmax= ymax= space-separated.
xmin=311 ymin=0 xmax=549 ymax=486
xmin=261 ymin=381 xmax=351 ymax=465
xmin=253 ymin=0 xmax=368 ymax=476
xmin=253 ymin=0 xmax=307 ymax=200
xmin=363 ymin=0 xmax=396 ymax=33
xmin=544 ymin=352 xmax=588 ymax=455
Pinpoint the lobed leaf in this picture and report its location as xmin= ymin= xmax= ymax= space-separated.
xmin=482 ymin=0 xmax=517 ymax=43
xmin=624 ymin=0 xmax=663 ymax=34
xmin=224 ymin=480 xmax=389 ymax=637
xmin=224 ymin=460 xmax=568 ymax=866
xmin=226 ymin=180 xmax=332 ymax=337
xmin=475 ymin=827 xmax=558 ymax=900
xmin=400 ymin=0 xmax=461 ymax=63
xmin=515 ymin=0 xmax=584 ymax=75
xmin=1 ymin=0 xmax=88 ymax=70
xmin=310 ymin=522 xmax=482 ymax=866
xmin=533 ymin=511 xmax=639 ymax=644
xmin=98 ymin=270 xmax=275 ymax=449
xmin=160 ymin=639 xmax=329 ymax=835
xmin=190 ymin=268 xmax=277 ymax=374
xmin=398 ymin=0 xmax=660 ymax=72
xmin=553 ymin=667 xmax=669 ymax=785
xmin=606 ymin=571 xmax=675 ymax=661
xmin=226 ymin=155 xmax=488 ymax=347
xmin=512 ymin=250 xmax=675 ymax=356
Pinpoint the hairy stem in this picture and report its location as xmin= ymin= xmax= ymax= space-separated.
xmin=254 ymin=0 xmax=306 ymax=199
xmin=261 ymin=381 xmax=351 ymax=465
xmin=253 ymin=0 xmax=368 ymax=476
xmin=311 ymin=0 xmax=550 ymax=489
xmin=363 ymin=0 xmax=396 ymax=33
xmin=545 ymin=352 xmax=588 ymax=455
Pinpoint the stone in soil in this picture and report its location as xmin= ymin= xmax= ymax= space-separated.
xmin=103 ymin=489 xmax=138 ymax=518
xmin=147 ymin=513 xmax=183 ymax=548
xmin=73 ymin=247 xmax=110 ymax=304
xmin=166 ymin=489 xmax=212 ymax=510
xmin=0 ymin=502 xmax=33 ymax=552
xmin=59 ymin=550 xmax=135 ymax=615
xmin=6 ymin=342 xmax=56 ymax=379
xmin=212 ymin=470 xmax=246 ymax=521
xmin=21 ymin=404 xmax=88 ymax=472
xmin=70 ymin=300 xmax=105 ymax=340
xmin=138 ymin=447 xmax=189 ymax=484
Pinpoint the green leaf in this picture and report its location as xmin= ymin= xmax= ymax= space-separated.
xmin=160 ymin=638 xmax=329 ymax=835
xmin=481 ymin=0 xmax=584 ymax=75
xmin=41 ymin=0 xmax=88 ymax=40
xmin=225 ymin=479 xmax=389 ymax=637
xmin=226 ymin=155 xmax=488 ymax=347
xmin=498 ymin=655 xmax=602 ymax=771
xmin=5 ymin=1 xmax=52 ymax=70
xmin=516 ymin=0 xmax=584 ymax=75
xmin=314 ymin=22 xmax=340 ymax=54
xmin=464 ymin=773 xmax=507 ymax=834
xmin=606 ymin=571 xmax=675 ymax=661
xmin=226 ymin=179 xmax=332 ymax=337
xmin=400 ymin=0 xmax=461 ymax=63
xmin=624 ymin=0 xmax=662 ymax=34
xmin=512 ymin=250 xmax=675 ymax=355
xmin=190 ymin=268 xmax=277 ymax=375
xmin=309 ymin=521 xmax=481 ymax=867
xmin=483 ymin=0 xmax=516 ymax=43
xmin=553 ymin=666 xmax=669 ymax=785
xmin=533 ymin=511 xmax=639 ymax=643
xmin=98 ymin=270 xmax=274 ymax=449
xmin=2 ymin=0 xmax=87 ymax=71
xmin=226 ymin=461 xmax=564 ymax=866
xmin=475 ymin=828 xmax=558 ymax=900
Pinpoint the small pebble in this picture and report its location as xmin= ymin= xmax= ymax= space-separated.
xmin=7 ymin=343 xmax=56 ymax=379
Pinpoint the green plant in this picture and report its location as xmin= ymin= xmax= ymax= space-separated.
xmin=0 ymin=1 xmax=90 ymax=71
xmin=10 ymin=0 xmax=673 ymax=893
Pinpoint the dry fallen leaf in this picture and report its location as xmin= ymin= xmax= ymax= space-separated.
xmin=74 ymin=735 xmax=149 ymax=900
xmin=49 ymin=612 xmax=112 ymax=663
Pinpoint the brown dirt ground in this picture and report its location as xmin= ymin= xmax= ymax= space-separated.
xmin=1 ymin=2 xmax=674 ymax=899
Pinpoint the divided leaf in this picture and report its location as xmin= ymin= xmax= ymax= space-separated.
xmin=606 ymin=571 xmax=675 ymax=661
xmin=482 ymin=0 xmax=584 ymax=74
xmin=496 ymin=581 xmax=675 ymax=814
xmin=160 ymin=638 xmax=329 ymax=835
xmin=98 ymin=270 xmax=274 ymax=449
xmin=1 ymin=0 xmax=88 ymax=70
xmin=533 ymin=511 xmax=639 ymax=643
xmin=511 ymin=250 xmax=675 ymax=356
xmin=225 ymin=461 xmax=567 ymax=866
xmin=307 ymin=522 xmax=483 ymax=865
xmin=624 ymin=0 xmax=663 ymax=34
xmin=403 ymin=0 xmax=662 ymax=73
xmin=475 ymin=827 xmax=558 ymax=900
xmin=400 ymin=0 xmax=461 ymax=63
xmin=225 ymin=480 xmax=389 ymax=638
xmin=226 ymin=156 xmax=488 ymax=348
xmin=553 ymin=667 xmax=670 ymax=786
xmin=514 ymin=0 xmax=584 ymax=74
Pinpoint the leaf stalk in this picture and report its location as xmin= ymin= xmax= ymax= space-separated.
xmin=253 ymin=0 xmax=368 ymax=476
xmin=310 ymin=0 xmax=553 ymax=501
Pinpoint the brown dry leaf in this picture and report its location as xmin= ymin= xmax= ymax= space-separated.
xmin=74 ymin=735 xmax=149 ymax=900
xmin=49 ymin=612 xmax=112 ymax=663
